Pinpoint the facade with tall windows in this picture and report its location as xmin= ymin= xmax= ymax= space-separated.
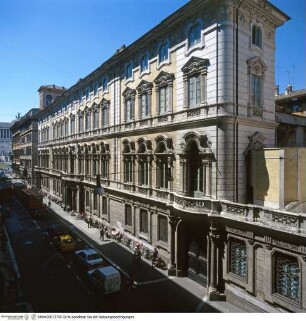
xmin=34 ymin=0 xmax=306 ymax=312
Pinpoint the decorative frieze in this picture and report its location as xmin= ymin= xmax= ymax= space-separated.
xmin=225 ymin=226 xmax=253 ymax=238
xmin=272 ymin=240 xmax=300 ymax=252
xmin=272 ymin=213 xmax=299 ymax=228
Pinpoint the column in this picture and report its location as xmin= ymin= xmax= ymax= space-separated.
xmin=76 ymin=186 xmax=80 ymax=213
xmin=168 ymin=216 xmax=178 ymax=276
xmin=208 ymin=225 xmax=222 ymax=300
xmin=179 ymin=157 xmax=187 ymax=195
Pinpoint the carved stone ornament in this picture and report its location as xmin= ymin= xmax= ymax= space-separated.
xmin=181 ymin=57 xmax=209 ymax=76
xmin=181 ymin=132 xmax=213 ymax=156
xmin=244 ymin=131 xmax=266 ymax=155
xmin=153 ymin=71 xmax=175 ymax=88
xmin=136 ymin=80 xmax=153 ymax=95
xmin=248 ymin=56 xmax=267 ymax=76
xmin=122 ymin=87 xmax=136 ymax=99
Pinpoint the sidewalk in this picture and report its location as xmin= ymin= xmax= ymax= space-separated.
xmin=45 ymin=199 xmax=245 ymax=313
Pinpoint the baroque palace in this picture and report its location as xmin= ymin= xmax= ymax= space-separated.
xmin=32 ymin=0 xmax=306 ymax=312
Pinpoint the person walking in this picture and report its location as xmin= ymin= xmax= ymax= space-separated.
xmin=100 ymin=228 xmax=105 ymax=241
xmin=127 ymin=273 xmax=136 ymax=291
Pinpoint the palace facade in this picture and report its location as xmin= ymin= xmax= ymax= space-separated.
xmin=35 ymin=0 xmax=306 ymax=312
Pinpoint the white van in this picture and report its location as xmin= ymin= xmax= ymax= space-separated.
xmin=87 ymin=266 xmax=121 ymax=294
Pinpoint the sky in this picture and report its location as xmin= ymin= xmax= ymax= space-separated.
xmin=0 ymin=0 xmax=305 ymax=123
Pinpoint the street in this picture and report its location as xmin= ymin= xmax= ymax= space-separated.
xmin=4 ymin=197 xmax=217 ymax=313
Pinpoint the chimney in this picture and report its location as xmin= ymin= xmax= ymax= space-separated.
xmin=274 ymin=85 xmax=279 ymax=96
xmin=285 ymin=84 xmax=293 ymax=95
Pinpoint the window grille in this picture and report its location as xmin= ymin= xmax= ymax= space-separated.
xmin=275 ymin=254 xmax=300 ymax=303
xmin=140 ymin=209 xmax=148 ymax=234
xmin=102 ymin=197 xmax=107 ymax=215
xmin=158 ymin=216 xmax=168 ymax=242
xmin=125 ymin=205 xmax=132 ymax=226
xmin=230 ymin=239 xmax=247 ymax=278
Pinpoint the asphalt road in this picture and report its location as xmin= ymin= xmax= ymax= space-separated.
xmin=4 ymin=197 xmax=217 ymax=313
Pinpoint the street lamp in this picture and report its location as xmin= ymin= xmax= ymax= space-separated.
xmin=94 ymin=174 xmax=105 ymax=195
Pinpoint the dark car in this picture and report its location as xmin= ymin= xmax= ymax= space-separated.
xmin=44 ymin=224 xmax=64 ymax=238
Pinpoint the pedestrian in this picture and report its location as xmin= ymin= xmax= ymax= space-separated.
xmin=100 ymin=228 xmax=105 ymax=241
xmin=48 ymin=200 xmax=51 ymax=207
xmin=87 ymin=216 xmax=91 ymax=228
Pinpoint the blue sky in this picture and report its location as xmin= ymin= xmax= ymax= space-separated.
xmin=0 ymin=0 xmax=305 ymax=123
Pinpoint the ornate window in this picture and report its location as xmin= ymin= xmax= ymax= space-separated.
xmin=137 ymin=138 xmax=152 ymax=186
xmin=137 ymin=80 xmax=153 ymax=119
xmin=70 ymin=115 xmax=75 ymax=135
xmin=78 ymin=112 xmax=84 ymax=132
xmin=248 ymin=57 xmax=267 ymax=116
xmin=159 ymin=42 xmax=169 ymax=63
xmin=155 ymin=136 xmax=173 ymax=189
xmin=101 ymin=98 xmax=110 ymax=128
xmin=125 ymin=204 xmax=132 ymax=227
xmin=154 ymin=71 xmax=174 ymax=115
xmin=85 ymin=110 xmax=91 ymax=131
xmin=100 ymin=142 xmax=110 ymax=179
xmin=252 ymin=24 xmax=262 ymax=49
xmin=122 ymin=140 xmax=135 ymax=183
xmin=123 ymin=88 xmax=136 ymax=122
xmin=188 ymin=21 xmax=201 ymax=48
xmin=182 ymin=57 xmax=209 ymax=108
xmin=179 ymin=132 xmax=215 ymax=197
xmin=230 ymin=239 xmax=247 ymax=279
xmin=140 ymin=53 xmax=149 ymax=73
xmin=158 ymin=216 xmax=168 ymax=243
xmin=93 ymin=108 xmax=99 ymax=129
xmin=274 ymin=253 xmax=300 ymax=303
xmin=139 ymin=209 xmax=148 ymax=234
xmin=64 ymin=118 xmax=69 ymax=136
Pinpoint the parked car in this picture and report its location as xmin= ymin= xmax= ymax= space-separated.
xmin=53 ymin=234 xmax=76 ymax=252
xmin=87 ymin=266 xmax=121 ymax=294
xmin=74 ymin=248 xmax=105 ymax=270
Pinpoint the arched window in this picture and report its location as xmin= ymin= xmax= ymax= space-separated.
xmin=137 ymin=139 xmax=152 ymax=187
xmin=154 ymin=136 xmax=173 ymax=190
xmin=78 ymin=112 xmax=84 ymax=132
xmin=100 ymin=142 xmax=110 ymax=179
xmin=179 ymin=133 xmax=215 ymax=197
xmin=46 ymin=94 xmax=53 ymax=106
xmin=122 ymin=140 xmax=135 ymax=183
xmin=101 ymin=98 xmax=110 ymax=128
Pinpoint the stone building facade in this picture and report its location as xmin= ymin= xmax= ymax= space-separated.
xmin=0 ymin=122 xmax=12 ymax=162
xmin=34 ymin=0 xmax=306 ymax=312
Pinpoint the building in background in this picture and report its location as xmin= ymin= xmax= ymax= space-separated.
xmin=275 ymin=85 xmax=306 ymax=147
xmin=0 ymin=122 xmax=12 ymax=162
xmin=32 ymin=0 xmax=306 ymax=313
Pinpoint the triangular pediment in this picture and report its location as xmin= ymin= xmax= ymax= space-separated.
xmin=181 ymin=57 xmax=209 ymax=74
xmin=122 ymin=87 xmax=136 ymax=98
xmin=153 ymin=71 xmax=175 ymax=86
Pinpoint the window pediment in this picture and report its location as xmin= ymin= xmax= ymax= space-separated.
xmin=100 ymin=98 xmax=110 ymax=107
xmin=181 ymin=57 xmax=209 ymax=76
xmin=180 ymin=132 xmax=213 ymax=156
xmin=154 ymin=135 xmax=173 ymax=154
xmin=136 ymin=80 xmax=153 ymax=95
xmin=122 ymin=87 xmax=136 ymax=99
xmin=154 ymin=71 xmax=175 ymax=87
xmin=247 ymin=57 xmax=267 ymax=76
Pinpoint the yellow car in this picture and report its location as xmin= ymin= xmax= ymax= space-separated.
xmin=53 ymin=235 xmax=76 ymax=252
